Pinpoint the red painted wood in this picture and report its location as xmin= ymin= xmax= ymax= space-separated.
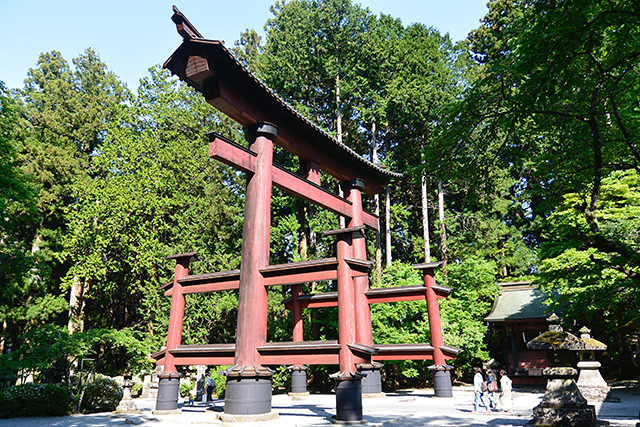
xmin=305 ymin=160 xmax=322 ymax=185
xmin=164 ymin=256 xmax=192 ymax=373
xmin=345 ymin=183 xmax=374 ymax=348
xmin=170 ymin=356 xmax=236 ymax=365
xmin=337 ymin=233 xmax=357 ymax=373
xmin=210 ymin=136 xmax=379 ymax=230
xmin=292 ymin=284 xmax=303 ymax=342
xmin=170 ymin=281 xmax=239 ymax=295
xmin=234 ymin=131 xmax=274 ymax=369
xmin=423 ymin=267 xmax=446 ymax=366
xmin=202 ymin=64 xmax=387 ymax=194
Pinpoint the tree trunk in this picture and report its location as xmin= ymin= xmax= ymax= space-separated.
xmin=384 ymin=126 xmax=392 ymax=267
xmin=438 ymin=180 xmax=447 ymax=267
xmin=421 ymin=134 xmax=431 ymax=263
xmin=67 ymin=276 xmax=86 ymax=333
xmin=371 ymin=119 xmax=382 ymax=284
xmin=335 ymin=67 xmax=346 ymax=229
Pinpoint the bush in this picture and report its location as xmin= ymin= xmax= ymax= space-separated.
xmin=180 ymin=379 xmax=192 ymax=398
xmin=78 ymin=376 xmax=122 ymax=413
xmin=211 ymin=366 xmax=229 ymax=399
xmin=0 ymin=383 xmax=72 ymax=418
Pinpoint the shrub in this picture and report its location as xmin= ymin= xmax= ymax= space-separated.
xmin=0 ymin=383 xmax=72 ymax=418
xmin=78 ymin=376 xmax=123 ymax=413
xmin=180 ymin=379 xmax=192 ymax=398
xmin=211 ymin=367 xmax=229 ymax=399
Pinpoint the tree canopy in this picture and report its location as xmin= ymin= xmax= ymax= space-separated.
xmin=1 ymin=0 xmax=639 ymax=388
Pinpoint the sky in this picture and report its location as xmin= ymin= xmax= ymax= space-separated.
xmin=0 ymin=0 xmax=488 ymax=92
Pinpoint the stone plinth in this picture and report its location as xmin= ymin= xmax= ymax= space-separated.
xmin=525 ymin=367 xmax=607 ymax=427
xmin=115 ymin=378 xmax=139 ymax=414
xmin=577 ymin=360 xmax=610 ymax=403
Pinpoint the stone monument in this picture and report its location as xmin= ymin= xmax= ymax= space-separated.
xmin=524 ymin=314 xmax=608 ymax=426
xmin=575 ymin=326 xmax=609 ymax=403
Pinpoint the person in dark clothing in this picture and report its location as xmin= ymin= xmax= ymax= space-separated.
xmin=205 ymin=373 xmax=215 ymax=401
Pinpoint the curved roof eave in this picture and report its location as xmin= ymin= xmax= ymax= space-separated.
xmin=163 ymin=38 xmax=401 ymax=195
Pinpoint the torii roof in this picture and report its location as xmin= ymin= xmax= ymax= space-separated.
xmin=163 ymin=7 xmax=401 ymax=195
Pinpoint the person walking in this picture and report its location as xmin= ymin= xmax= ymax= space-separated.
xmin=499 ymin=369 xmax=513 ymax=412
xmin=473 ymin=366 xmax=491 ymax=413
xmin=205 ymin=373 xmax=215 ymax=402
xmin=485 ymin=368 xmax=499 ymax=408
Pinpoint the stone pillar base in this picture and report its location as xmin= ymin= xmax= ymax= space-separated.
xmin=224 ymin=366 xmax=273 ymax=415
xmin=155 ymin=372 xmax=182 ymax=412
xmin=357 ymin=362 xmax=384 ymax=396
xmin=334 ymin=376 xmax=364 ymax=423
xmin=216 ymin=411 xmax=279 ymax=422
xmin=430 ymin=365 xmax=454 ymax=398
xmin=289 ymin=391 xmax=310 ymax=400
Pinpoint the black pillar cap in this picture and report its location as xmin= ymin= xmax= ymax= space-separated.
xmin=244 ymin=123 xmax=279 ymax=141
xmin=339 ymin=178 xmax=365 ymax=192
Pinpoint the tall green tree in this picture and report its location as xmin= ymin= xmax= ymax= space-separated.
xmin=0 ymin=83 xmax=39 ymax=352
xmin=3 ymin=49 xmax=131 ymax=346
xmin=63 ymin=66 xmax=244 ymax=345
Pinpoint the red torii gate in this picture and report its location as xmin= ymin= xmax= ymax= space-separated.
xmin=152 ymin=7 xmax=459 ymax=423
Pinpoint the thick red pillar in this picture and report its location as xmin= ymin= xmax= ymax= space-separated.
xmin=342 ymin=179 xmax=372 ymax=347
xmin=336 ymin=232 xmax=356 ymax=374
xmin=164 ymin=252 xmax=199 ymax=373
xmin=424 ymin=267 xmax=446 ymax=366
xmin=234 ymin=123 xmax=277 ymax=369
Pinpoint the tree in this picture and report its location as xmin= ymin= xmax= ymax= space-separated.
xmin=63 ymin=66 xmax=244 ymax=345
xmin=0 ymin=82 xmax=39 ymax=353
xmin=9 ymin=49 xmax=132 ymax=339
xmin=385 ymin=24 xmax=470 ymax=264
xmin=538 ymin=169 xmax=640 ymax=372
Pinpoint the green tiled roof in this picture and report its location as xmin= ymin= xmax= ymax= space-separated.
xmin=484 ymin=282 xmax=551 ymax=322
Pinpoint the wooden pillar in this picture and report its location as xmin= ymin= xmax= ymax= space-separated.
xmin=234 ymin=123 xmax=277 ymax=369
xmin=341 ymin=179 xmax=372 ymax=347
xmin=415 ymin=261 xmax=452 ymax=397
xmin=164 ymin=252 xmax=199 ymax=373
xmin=422 ymin=264 xmax=446 ymax=366
xmin=291 ymin=160 xmax=322 ymax=342
xmin=224 ymin=124 xmax=278 ymax=417
xmin=336 ymin=231 xmax=356 ymax=374
xmin=156 ymin=252 xmax=199 ymax=413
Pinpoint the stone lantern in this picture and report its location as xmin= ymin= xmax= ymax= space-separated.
xmin=575 ymin=326 xmax=609 ymax=402
xmin=115 ymin=369 xmax=139 ymax=414
xmin=524 ymin=314 xmax=607 ymax=427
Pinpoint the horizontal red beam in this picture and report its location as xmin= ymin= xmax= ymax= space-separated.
xmin=167 ymin=257 xmax=372 ymax=295
xmin=284 ymin=284 xmax=452 ymax=309
xmin=154 ymin=341 xmax=457 ymax=365
xmin=210 ymin=135 xmax=379 ymax=230
xmin=165 ymin=270 xmax=240 ymax=296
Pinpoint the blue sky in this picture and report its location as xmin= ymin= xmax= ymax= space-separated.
xmin=0 ymin=1 xmax=488 ymax=92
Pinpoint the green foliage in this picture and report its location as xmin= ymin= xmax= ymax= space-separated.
xmin=538 ymin=169 xmax=640 ymax=369
xmin=440 ymin=257 xmax=499 ymax=378
xmin=210 ymin=366 xmax=230 ymax=399
xmin=0 ymin=383 xmax=72 ymax=418
xmin=75 ymin=376 xmax=122 ymax=414
xmin=180 ymin=379 xmax=193 ymax=398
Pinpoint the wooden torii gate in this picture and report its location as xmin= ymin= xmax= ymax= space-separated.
xmin=152 ymin=7 xmax=460 ymax=423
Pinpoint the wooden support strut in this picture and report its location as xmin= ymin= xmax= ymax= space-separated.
xmin=209 ymin=133 xmax=379 ymax=230
xmin=163 ymin=252 xmax=200 ymax=373
xmin=342 ymin=179 xmax=374 ymax=349
xmin=414 ymin=261 xmax=447 ymax=367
